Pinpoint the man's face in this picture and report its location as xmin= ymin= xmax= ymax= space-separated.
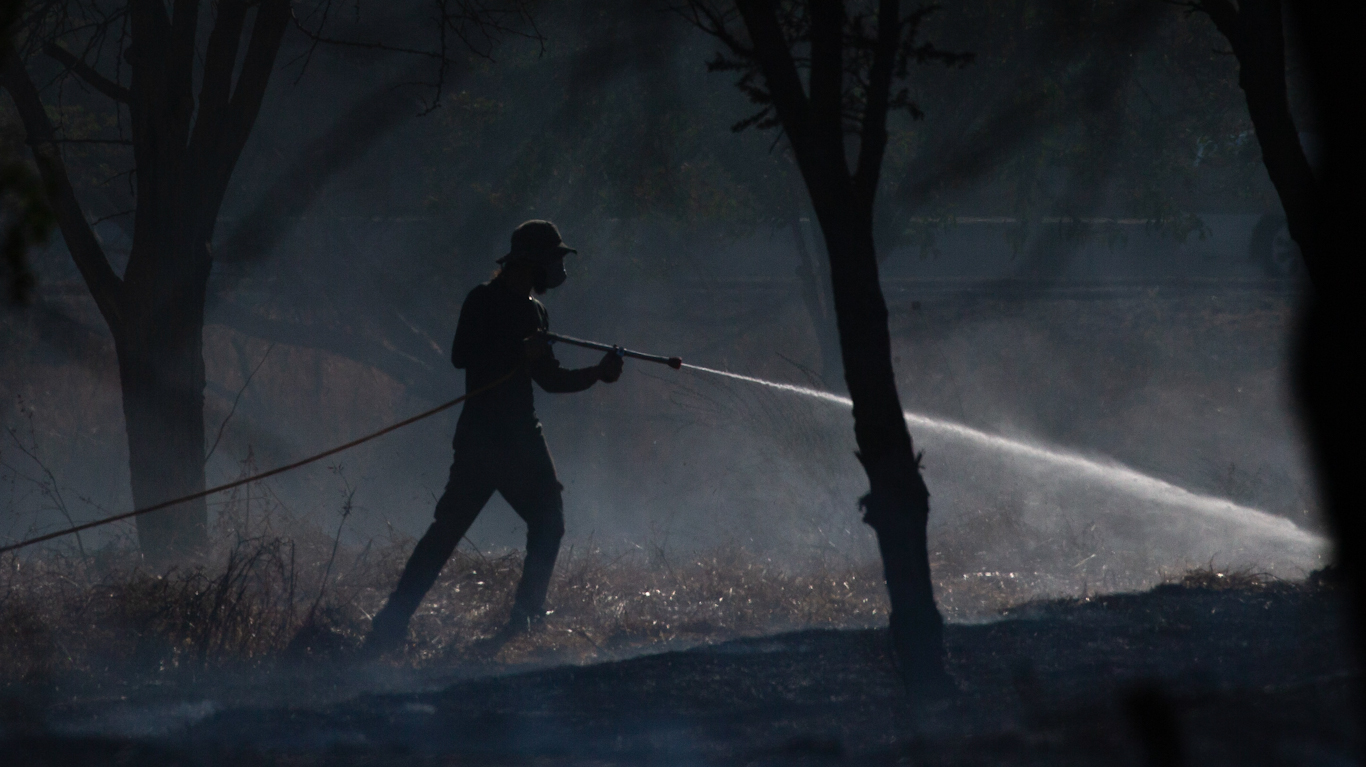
xmin=532 ymin=256 xmax=567 ymax=294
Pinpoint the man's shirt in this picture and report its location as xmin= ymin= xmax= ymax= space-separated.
xmin=451 ymin=279 xmax=598 ymax=424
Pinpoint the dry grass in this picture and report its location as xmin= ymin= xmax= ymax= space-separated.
xmin=6 ymin=502 xmax=1304 ymax=690
xmin=0 ymin=475 xmax=896 ymax=687
xmin=1 ymin=457 xmax=1317 ymax=691
xmin=1168 ymin=564 xmax=1279 ymax=591
xmin=402 ymin=544 xmax=888 ymax=666
xmin=0 ymin=540 xmax=890 ymax=683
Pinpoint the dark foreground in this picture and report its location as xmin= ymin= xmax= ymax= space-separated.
xmin=5 ymin=578 xmax=1359 ymax=766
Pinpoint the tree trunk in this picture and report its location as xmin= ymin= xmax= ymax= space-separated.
xmin=4 ymin=0 xmax=297 ymax=564
xmin=719 ymin=0 xmax=950 ymax=692
xmin=119 ymin=337 xmax=210 ymax=565
xmin=116 ymin=234 xmax=212 ymax=566
xmin=817 ymin=196 xmax=949 ymax=692
xmin=1202 ymin=0 xmax=1320 ymax=284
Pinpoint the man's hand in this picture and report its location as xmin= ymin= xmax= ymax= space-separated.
xmin=524 ymin=336 xmax=552 ymax=364
xmin=598 ymin=350 xmax=624 ymax=383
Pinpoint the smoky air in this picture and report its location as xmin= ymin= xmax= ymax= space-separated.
xmin=0 ymin=1 xmax=1357 ymax=764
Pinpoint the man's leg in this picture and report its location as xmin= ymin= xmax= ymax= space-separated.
xmin=363 ymin=460 xmax=493 ymax=654
xmin=499 ymin=431 xmax=565 ymax=632
xmin=504 ymin=490 xmax=565 ymax=630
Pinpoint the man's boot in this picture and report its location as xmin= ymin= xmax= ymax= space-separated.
xmin=497 ymin=504 xmax=561 ymax=640
xmin=359 ymin=515 xmax=465 ymax=660
xmin=502 ymin=605 xmax=545 ymax=636
xmin=359 ymin=600 xmax=412 ymax=659
xmin=468 ymin=605 xmax=544 ymax=658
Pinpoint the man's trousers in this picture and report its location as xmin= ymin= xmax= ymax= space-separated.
xmin=369 ymin=416 xmax=564 ymax=644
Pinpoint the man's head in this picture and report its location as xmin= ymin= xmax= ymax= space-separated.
xmin=497 ymin=220 xmax=576 ymax=294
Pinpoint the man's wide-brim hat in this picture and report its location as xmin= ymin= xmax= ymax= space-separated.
xmin=497 ymin=220 xmax=577 ymax=265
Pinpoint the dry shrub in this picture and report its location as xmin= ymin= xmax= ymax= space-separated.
xmin=0 ymin=468 xmax=398 ymax=687
xmin=1168 ymin=564 xmax=1277 ymax=591
xmin=0 ymin=540 xmax=345 ymax=686
xmin=112 ymin=538 xmax=320 ymax=667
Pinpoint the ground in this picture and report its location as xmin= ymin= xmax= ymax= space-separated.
xmin=3 ymin=575 xmax=1358 ymax=766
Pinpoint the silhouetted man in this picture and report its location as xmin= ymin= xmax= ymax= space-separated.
xmin=363 ymin=220 xmax=623 ymax=656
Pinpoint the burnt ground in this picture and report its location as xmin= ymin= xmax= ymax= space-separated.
xmin=4 ymin=578 xmax=1360 ymax=766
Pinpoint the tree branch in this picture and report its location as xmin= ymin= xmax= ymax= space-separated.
xmin=127 ymin=0 xmax=175 ymax=185
xmin=2 ymin=52 xmax=124 ymax=332
xmin=674 ymin=1 xmax=753 ymax=58
xmin=1188 ymin=0 xmax=1318 ymax=282
xmin=43 ymin=43 xmax=131 ymax=103
xmin=166 ymin=0 xmax=200 ymax=113
xmin=806 ymin=0 xmax=847 ymax=172
xmin=197 ymin=0 xmax=290 ymax=223
xmin=187 ymin=0 xmax=248 ymax=170
xmin=853 ymin=0 xmax=900 ymax=203
xmin=289 ymin=0 xmax=539 ymax=111
xmin=734 ymin=0 xmax=813 ymax=154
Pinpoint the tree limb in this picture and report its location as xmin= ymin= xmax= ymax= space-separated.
xmin=127 ymin=0 xmax=176 ymax=185
xmin=2 ymin=52 xmax=124 ymax=332
xmin=198 ymin=0 xmax=290 ymax=223
xmin=1185 ymin=0 xmax=1318 ymax=283
xmin=187 ymin=0 xmax=249 ymax=176
xmin=734 ymin=0 xmax=812 ymax=154
xmin=853 ymin=0 xmax=900 ymax=204
xmin=806 ymin=0 xmax=847 ymax=170
xmin=674 ymin=1 xmax=754 ymax=58
xmin=43 ymin=43 xmax=131 ymax=103
xmin=166 ymin=0 xmax=201 ymax=105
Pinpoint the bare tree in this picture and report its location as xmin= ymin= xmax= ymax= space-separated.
xmin=1182 ymin=0 xmax=1319 ymax=283
xmin=1 ymin=0 xmax=532 ymax=566
xmin=1180 ymin=0 xmax=1366 ymax=720
xmin=681 ymin=0 xmax=969 ymax=693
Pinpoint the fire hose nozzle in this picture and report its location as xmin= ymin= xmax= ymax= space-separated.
xmin=539 ymin=331 xmax=682 ymax=370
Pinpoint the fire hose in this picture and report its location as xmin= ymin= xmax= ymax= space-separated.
xmin=0 ymin=333 xmax=684 ymax=556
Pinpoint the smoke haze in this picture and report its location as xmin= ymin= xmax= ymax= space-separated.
xmin=2 ymin=0 xmax=1320 ymax=621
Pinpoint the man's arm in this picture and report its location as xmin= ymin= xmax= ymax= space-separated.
xmin=528 ymin=301 xmax=622 ymax=390
xmin=529 ymin=347 xmax=613 ymax=393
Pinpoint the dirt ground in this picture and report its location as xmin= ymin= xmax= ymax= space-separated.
xmin=3 ymin=574 xmax=1358 ymax=766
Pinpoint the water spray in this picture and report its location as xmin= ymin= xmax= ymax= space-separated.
xmin=680 ymin=363 xmax=1326 ymax=552
xmin=537 ymin=335 xmax=1314 ymax=549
